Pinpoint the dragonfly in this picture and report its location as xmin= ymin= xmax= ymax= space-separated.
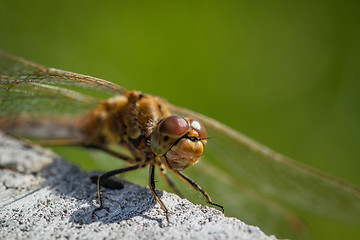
xmin=0 ymin=51 xmax=359 ymax=239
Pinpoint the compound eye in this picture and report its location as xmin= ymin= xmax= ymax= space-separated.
xmin=190 ymin=119 xmax=207 ymax=139
xmin=159 ymin=115 xmax=189 ymax=137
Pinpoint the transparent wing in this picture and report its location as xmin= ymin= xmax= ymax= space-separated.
xmin=170 ymin=104 xmax=360 ymax=239
xmin=0 ymin=50 xmax=127 ymax=118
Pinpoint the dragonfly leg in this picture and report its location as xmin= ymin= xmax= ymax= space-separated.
xmin=86 ymin=144 xmax=134 ymax=162
xmin=29 ymin=139 xmax=134 ymax=162
xmin=159 ymin=164 xmax=184 ymax=198
xmin=27 ymin=138 xmax=83 ymax=146
xmin=175 ymin=171 xmax=224 ymax=213
xmin=97 ymin=164 xmax=143 ymax=208
xmin=149 ymin=164 xmax=168 ymax=214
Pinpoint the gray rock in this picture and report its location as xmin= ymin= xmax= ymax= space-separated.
xmin=0 ymin=133 xmax=278 ymax=240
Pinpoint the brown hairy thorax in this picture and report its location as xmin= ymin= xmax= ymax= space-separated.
xmin=80 ymin=91 xmax=171 ymax=163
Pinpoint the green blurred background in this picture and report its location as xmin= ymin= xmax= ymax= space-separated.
xmin=1 ymin=0 xmax=359 ymax=239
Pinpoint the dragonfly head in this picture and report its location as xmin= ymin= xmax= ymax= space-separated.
xmin=150 ymin=115 xmax=207 ymax=171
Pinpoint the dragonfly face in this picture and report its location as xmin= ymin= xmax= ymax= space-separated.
xmin=150 ymin=115 xmax=207 ymax=171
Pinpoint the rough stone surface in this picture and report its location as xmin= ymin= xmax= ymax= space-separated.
xmin=0 ymin=133 xmax=278 ymax=240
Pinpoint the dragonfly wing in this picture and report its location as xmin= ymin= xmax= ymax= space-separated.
xmin=0 ymin=51 xmax=128 ymax=116
xmin=0 ymin=51 xmax=126 ymax=96
xmin=170 ymin=104 xmax=360 ymax=238
xmin=0 ymin=50 xmax=130 ymax=117
xmin=0 ymin=51 xmax=126 ymax=139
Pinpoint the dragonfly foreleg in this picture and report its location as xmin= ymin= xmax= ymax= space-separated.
xmin=149 ymin=164 xmax=168 ymax=214
xmin=175 ymin=171 xmax=224 ymax=213
xmin=97 ymin=164 xmax=143 ymax=208
xmin=159 ymin=164 xmax=184 ymax=198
